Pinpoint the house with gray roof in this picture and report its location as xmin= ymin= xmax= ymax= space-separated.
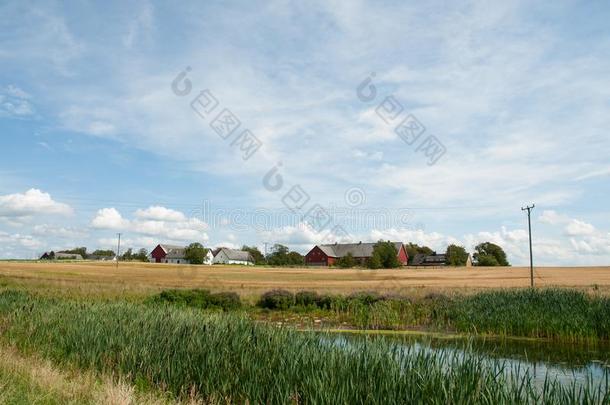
xmin=411 ymin=252 xmax=446 ymax=267
xmin=212 ymin=248 xmax=254 ymax=266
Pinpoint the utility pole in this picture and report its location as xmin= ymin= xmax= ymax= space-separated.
xmin=116 ymin=233 xmax=122 ymax=269
xmin=263 ymin=242 xmax=269 ymax=258
xmin=521 ymin=205 xmax=535 ymax=287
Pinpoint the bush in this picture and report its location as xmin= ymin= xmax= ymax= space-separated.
xmin=151 ymin=289 xmax=241 ymax=311
xmin=348 ymin=291 xmax=384 ymax=305
xmin=295 ymin=291 xmax=320 ymax=307
xmin=336 ymin=253 xmax=357 ymax=268
xmin=209 ymin=292 xmax=241 ymax=310
xmin=258 ymin=289 xmax=295 ymax=310
xmin=316 ymin=294 xmax=334 ymax=310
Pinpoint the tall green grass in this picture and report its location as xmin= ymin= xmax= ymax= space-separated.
xmin=447 ymin=289 xmax=610 ymax=341
xmin=0 ymin=290 xmax=608 ymax=404
xmin=252 ymin=288 xmax=610 ymax=341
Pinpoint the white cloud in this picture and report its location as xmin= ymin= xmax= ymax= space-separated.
xmin=91 ymin=206 xmax=208 ymax=243
xmin=369 ymin=228 xmax=458 ymax=252
xmin=98 ymin=236 xmax=157 ymax=250
xmin=539 ymin=210 xmax=569 ymax=225
xmin=91 ymin=208 xmax=129 ymax=230
xmin=0 ymin=85 xmax=34 ymax=117
xmin=565 ymin=219 xmax=596 ymax=237
xmin=0 ymin=189 xmax=72 ymax=217
xmin=32 ymin=224 xmax=88 ymax=239
xmin=135 ymin=206 xmax=187 ymax=222
xmin=0 ymin=231 xmax=43 ymax=251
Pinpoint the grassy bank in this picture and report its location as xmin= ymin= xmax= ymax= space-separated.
xmin=0 ymin=290 xmax=608 ymax=404
xmin=149 ymin=288 xmax=610 ymax=342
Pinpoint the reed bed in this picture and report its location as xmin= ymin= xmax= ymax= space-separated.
xmin=0 ymin=290 xmax=608 ymax=404
xmin=448 ymin=288 xmax=610 ymax=341
xmin=247 ymin=288 xmax=610 ymax=341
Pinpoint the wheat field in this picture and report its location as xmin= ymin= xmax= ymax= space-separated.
xmin=1 ymin=261 xmax=609 ymax=299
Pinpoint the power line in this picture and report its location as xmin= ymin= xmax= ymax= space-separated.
xmin=521 ymin=204 xmax=535 ymax=287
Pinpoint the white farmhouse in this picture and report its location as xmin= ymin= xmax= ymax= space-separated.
xmin=212 ymin=248 xmax=254 ymax=266
xmin=203 ymin=249 xmax=214 ymax=265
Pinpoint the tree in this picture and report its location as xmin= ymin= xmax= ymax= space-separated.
xmin=266 ymin=244 xmax=290 ymax=266
xmin=266 ymin=244 xmax=304 ymax=266
xmin=477 ymin=254 xmax=500 ymax=266
xmin=184 ymin=243 xmax=208 ymax=265
xmin=336 ymin=252 xmax=357 ymax=268
xmin=473 ymin=242 xmax=509 ymax=266
xmin=405 ymin=243 xmax=433 ymax=264
xmin=445 ymin=244 xmax=469 ymax=266
xmin=133 ymin=248 xmax=148 ymax=262
xmin=287 ymin=251 xmax=305 ymax=266
xmin=242 ymin=245 xmax=266 ymax=265
xmin=91 ymin=249 xmax=115 ymax=257
xmin=370 ymin=240 xmax=401 ymax=269
xmin=121 ymin=248 xmax=133 ymax=261
xmin=60 ymin=247 xmax=88 ymax=259
xmin=366 ymin=252 xmax=382 ymax=269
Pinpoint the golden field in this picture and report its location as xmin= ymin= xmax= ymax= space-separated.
xmin=1 ymin=261 xmax=609 ymax=300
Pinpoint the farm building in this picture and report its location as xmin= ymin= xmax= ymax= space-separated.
xmin=212 ymin=248 xmax=254 ymax=265
xmin=39 ymin=251 xmax=83 ymax=260
xmin=150 ymin=244 xmax=187 ymax=264
xmin=305 ymin=242 xmax=408 ymax=266
xmin=150 ymin=244 xmax=214 ymax=265
xmin=411 ymin=253 xmax=473 ymax=267
xmin=411 ymin=253 xmax=446 ymax=267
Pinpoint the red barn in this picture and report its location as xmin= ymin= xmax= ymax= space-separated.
xmin=305 ymin=242 xmax=408 ymax=267
xmin=150 ymin=244 xmax=186 ymax=264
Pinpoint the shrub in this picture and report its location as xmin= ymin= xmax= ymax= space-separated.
xmin=348 ymin=291 xmax=384 ymax=305
xmin=209 ymin=292 xmax=241 ymax=310
xmin=295 ymin=291 xmax=320 ymax=307
xmin=151 ymin=289 xmax=241 ymax=311
xmin=316 ymin=294 xmax=334 ymax=310
xmin=336 ymin=253 xmax=357 ymax=268
xmin=258 ymin=289 xmax=295 ymax=310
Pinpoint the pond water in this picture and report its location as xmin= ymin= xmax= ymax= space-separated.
xmin=333 ymin=331 xmax=610 ymax=390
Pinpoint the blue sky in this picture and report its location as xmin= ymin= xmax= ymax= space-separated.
xmin=1 ymin=0 xmax=609 ymax=265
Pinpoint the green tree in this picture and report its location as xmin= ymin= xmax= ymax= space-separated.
xmin=266 ymin=245 xmax=305 ymax=266
xmin=336 ymin=252 xmax=356 ymax=268
xmin=473 ymin=242 xmax=509 ymax=266
xmin=91 ymin=249 xmax=115 ymax=257
xmin=184 ymin=243 xmax=208 ymax=265
xmin=133 ymin=248 xmax=149 ymax=262
xmin=370 ymin=240 xmax=401 ymax=269
xmin=445 ymin=244 xmax=469 ymax=266
xmin=60 ymin=247 xmax=88 ymax=259
xmin=242 ymin=245 xmax=266 ymax=265
xmin=267 ymin=244 xmax=290 ymax=266
xmin=121 ymin=248 xmax=133 ymax=261
xmin=477 ymin=254 xmax=500 ymax=266
xmin=405 ymin=243 xmax=433 ymax=264
xmin=366 ymin=252 xmax=382 ymax=269
xmin=287 ymin=251 xmax=305 ymax=266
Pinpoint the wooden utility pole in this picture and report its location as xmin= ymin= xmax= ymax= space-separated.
xmin=116 ymin=233 xmax=122 ymax=269
xmin=521 ymin=205 xmax=535 ymax=287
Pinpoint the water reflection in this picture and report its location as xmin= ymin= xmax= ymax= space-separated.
xmin=334 ymin=331 xmax=610 ymax=390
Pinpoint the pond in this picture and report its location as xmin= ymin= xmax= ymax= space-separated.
xmin=330 ymin=330 xmax=610 ymax=390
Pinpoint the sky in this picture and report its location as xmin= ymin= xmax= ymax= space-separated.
xmin=1 ymin=0 xmax=609 ymax=265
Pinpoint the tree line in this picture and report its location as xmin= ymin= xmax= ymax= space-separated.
xmin=51 ymin=241 xmax=510 ymax=268
xmin=45 ymin=247 xmax=149 ymax=262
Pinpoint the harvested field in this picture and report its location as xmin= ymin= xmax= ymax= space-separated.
xmin=1 ymin=261 xmax=609 ymax=299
